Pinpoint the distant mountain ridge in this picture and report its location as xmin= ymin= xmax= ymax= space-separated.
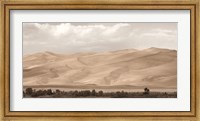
xmin=23 ymin=48 xmax=177 ymax=89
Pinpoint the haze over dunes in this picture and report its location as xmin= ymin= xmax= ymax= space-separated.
xmin=23 ymin=48 xmax=177 ymax=90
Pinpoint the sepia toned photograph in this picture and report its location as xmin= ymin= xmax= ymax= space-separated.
xmin=23 ymin=22 xmax=177 ymax=98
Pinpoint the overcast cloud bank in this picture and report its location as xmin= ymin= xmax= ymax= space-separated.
xmin=23 ymin=23 xmax=177 ymax=55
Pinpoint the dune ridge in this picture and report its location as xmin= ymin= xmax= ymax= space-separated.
xmin=23 ymin=48 xmax=177 ymax=89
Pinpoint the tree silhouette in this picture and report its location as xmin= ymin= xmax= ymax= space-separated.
xmin=56 ymin=89 xmax=61 ymax=95
xmin=98 ymin=90 xmax=103 ymax=96
xmin=143 ymin=87 xmax=150 ymax=95
xmin=92 ymin=89 xmax=96 ymax=96
xmin=25 ymin=88 xmax=33 ymax=95
xmin=23 ymin=91 xmax=25 ymax=97
xmin=47 ymin=89 xmax=53 ymax=95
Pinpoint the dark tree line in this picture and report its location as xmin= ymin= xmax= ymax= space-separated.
xmin=24 ymin=88 xmax=110 ymax=97
xmin=23 ymin=87 xmax=176 ymax=98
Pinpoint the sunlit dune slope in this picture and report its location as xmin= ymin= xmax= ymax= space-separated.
xmin=23 ymin=48 xmax=177 ymax=89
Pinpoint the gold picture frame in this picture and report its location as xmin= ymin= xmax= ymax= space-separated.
xmin=0 ymin=0 xmax=199 ymax=121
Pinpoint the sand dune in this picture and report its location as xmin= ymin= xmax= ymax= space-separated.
xmin=23 ymin=48 xmax=177 ymax=89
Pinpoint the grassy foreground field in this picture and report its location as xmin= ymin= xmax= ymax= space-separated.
xmin=23 ymin=88 xmax=177 ymax=98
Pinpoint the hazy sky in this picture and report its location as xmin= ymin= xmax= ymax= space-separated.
xmin=23 ymin=22 xmax=177 ymax=55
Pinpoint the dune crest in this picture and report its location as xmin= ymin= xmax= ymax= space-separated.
xmin=23 ymin=48 xmax=177 ymax=89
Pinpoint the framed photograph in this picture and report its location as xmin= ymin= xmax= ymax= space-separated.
xmin=0 ymin=0 xmax=199 ymax=120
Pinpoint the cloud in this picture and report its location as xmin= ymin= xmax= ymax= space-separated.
xmin=103 ymin=23 xmax=130 ymax=35
xmin=23 ymin=23 xmax=177 ymax=55
xmin=142 ymin=28 xmax=176 ymax=37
